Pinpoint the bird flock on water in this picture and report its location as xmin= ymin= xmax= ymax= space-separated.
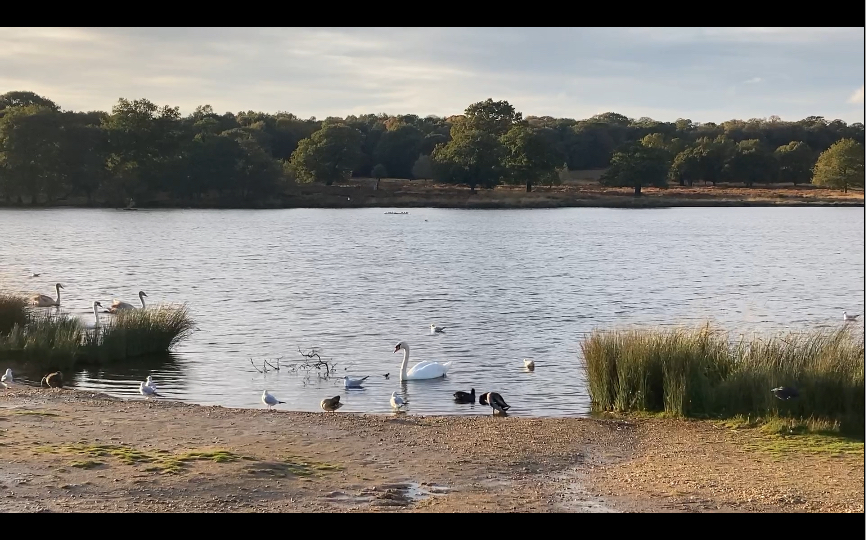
xmin=6 ymin=270 xmax=863 ymax=416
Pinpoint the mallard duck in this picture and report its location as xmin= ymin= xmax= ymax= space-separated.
xmin=41 ymin=372 xmax=63 ymax=388
xmin=479 ymin=392 xmax=510 ymax=415
xmin=321 ymin=395 xmax=343 ymax=412
xmin=453 ymin=388 xmax=475 ymax=403
xmin=770 ymin=386 xmax=799 ymax=400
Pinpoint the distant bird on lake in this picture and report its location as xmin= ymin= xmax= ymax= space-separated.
xmin=453 ymin=388 xmax=475 ymax=403
xmin=41 ymin=372 xmax=63 ymax=388
xmin=390 ymin=391 xmax=407 ymax=411
xmin=30 ymin=272 xmax=40 ymax=278
xmin=770 ymin=387 xmax=799 ymax=400
xmin=843 ymin=311 xmax=861 ymax=322
xmin=479 ymin=392 xmax=510 ymax=416
xmin=109 ymin=291 xmax=147 ymax=313
xmin=262 ymin=390 xmax=284 ymax=411
xmin=523 ymin=358 xmax=535 ymax=371
xmin=343 ymin=375 xmax=369 ymax=389
xmin=321 ymin=395 xmax=343 ymax=412
xmin=31 ymin=283 xmax=63 ymax=307
xmin=140 ymin=380 xmax=160 ymax=399
xmin=430 ymin=324 xmax=446 ymax=333
xmin=383 ymin=373 xmax=390 ymax=379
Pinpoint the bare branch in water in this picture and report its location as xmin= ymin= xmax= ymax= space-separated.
xmin=249 ymin=359 xmax=264 ymax=374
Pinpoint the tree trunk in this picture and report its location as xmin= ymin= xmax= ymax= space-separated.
xmin=470 ymin=184 xmax=476 ymax=194
xmin=526 ymin=180 xmax=532 ymax=193
xmin=375 ymin=178 xmax=380 ymax=191
xmin=634 ymin=184 xmax=642 ymax=196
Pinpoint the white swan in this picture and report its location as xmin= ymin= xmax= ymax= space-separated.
xmin=85 ymin=301 xmax=104 ymax=329
xmin=843 ymin=311 xmax=861 ymax=322
xmin=109 ymin=291 xmax=147 ymax=313
xmin=394 ymin=342 xmax=452 ymax=380
xmin=31 ymin=283 xmax=63 ymax=307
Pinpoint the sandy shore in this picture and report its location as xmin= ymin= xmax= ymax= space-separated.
xmin=1 ymin=387 xmax=862 ymax=513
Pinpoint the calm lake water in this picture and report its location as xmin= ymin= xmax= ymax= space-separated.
xmin=1 ymin=207 xmax=863 ymax=417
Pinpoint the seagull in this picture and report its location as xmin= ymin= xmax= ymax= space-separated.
xmin=30 ymin=273 xmax=41 ymax=278
xmin=343 ymin=375 xmax=369 ymax=389
xmin=771 ymin=387 xmax=799 ymax=400
xmin=41 ymin=372 xmax=63 ymax=388
xmin=321 ymin=395 xmax=343 ymax=412
xmin=430 ymin=324 xmax=446 ymax=333
xmin=523 ymin=358 xmax=535 ymax=371
xmin=262 ymin=390 xmax=284 ymax=411
xmin=140 ymin=381 xmax=160 ymax=399
xmin=1 ymin=369 xmax=13 ymax=385
xmin=145 ymin=375 xmax=157 ymax=393
xmin=479 ymin=392 xmax=511 ymax=416
xmin=390 ymin=391 xmax=407 ymax=411
xmin=843 ymin=311 xmax=861 ymax=322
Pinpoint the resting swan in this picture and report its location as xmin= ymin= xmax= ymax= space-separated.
xmin=31 ymin=283 xmax=63 ymax=307
xmin=394 ymin=341 xmax=451 ymax=380
xmin=109 ymin=291 xmax=147 ymax=313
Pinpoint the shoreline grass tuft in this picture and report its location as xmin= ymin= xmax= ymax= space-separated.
xmin=0 ymin=293 xmax=30 ymax=336
xmin=82 ymin=305 xmax=196 ymax=361
xmin=580 ymin=324 xmax=864 ymax=436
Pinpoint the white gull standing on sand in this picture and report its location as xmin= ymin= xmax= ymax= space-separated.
xmin=262 ymin=390 xmax=284 ymax=411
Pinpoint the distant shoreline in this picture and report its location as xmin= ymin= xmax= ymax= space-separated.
xmin=1 ymin=179 xmax=862 ymax=210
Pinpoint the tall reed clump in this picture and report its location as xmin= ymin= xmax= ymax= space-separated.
xmin=0 ymin=293 xmax=30 ymax=336
xmin=580 ymin=324 xmax=864 ymax=436
xmin=83 ymin=305 xmax=196 ymax=361
xmin=0 ymin=311 xmax=84 ymax=369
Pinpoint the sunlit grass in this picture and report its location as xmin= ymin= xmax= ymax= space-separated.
xmin=82 ymin=305 xmax=196 ymax=361
xmin=581 ymin=324 xmax=865 ymax=436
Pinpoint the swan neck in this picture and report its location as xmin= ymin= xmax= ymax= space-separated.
xmin=93 ymin=305 xmax=99 ymax=326
xmin=400 ymin=348 xmax=410 ymax=379
xmin=140 ymin=294 xmax=146 ymax=309
xmin=55 ymin=285 xmax=61 ymax=303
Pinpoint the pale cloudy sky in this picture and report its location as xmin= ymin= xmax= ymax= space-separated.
xmin=1 ymin=27 xmax=863 ymax=124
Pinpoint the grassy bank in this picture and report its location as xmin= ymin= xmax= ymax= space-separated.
xmin=580 ymin=324 xmax=865 ymax=436
xmin=1 ymin=179 xmax=862 ymax=209
xmin=0 ymin=296 xmax=195 ymax=370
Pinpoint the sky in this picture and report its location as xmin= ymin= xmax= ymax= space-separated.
xmin=1 ymin=27 xmax=863 ymax=124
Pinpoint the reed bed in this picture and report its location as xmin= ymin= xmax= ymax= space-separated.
xmin=0 ymin=301 xmax=195 ymax=368
xmin=580 ymin=324 xmax=865 ymax=435
xmin=0 ymin=293 xmax=30 ymax=336
xmin=82 ymin=305 xmax=196 ymax=361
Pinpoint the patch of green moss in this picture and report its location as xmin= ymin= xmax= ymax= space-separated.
xmin=37 ymin=443 xmax=244 ymax=474
xmin=717 ymin=415 xmax=864 ymax=456
xmin=243 ymin=455 xmax=342 ymax=478
xmin=69 ymin=460 xmax=103 ymax=469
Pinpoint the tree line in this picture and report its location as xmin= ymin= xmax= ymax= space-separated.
xmin=0 ymin=90 xmax=863 ymax=205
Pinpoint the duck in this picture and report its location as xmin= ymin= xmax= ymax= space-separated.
xmin=40 ymin=372 xmax=63 ymax=388
xmin=453 ymin=388 xmax=475 ymax=403
xmin=321 ymin=395 xmax=343 ymax=412
xmin=479 ymin=392 xmax=511 ymax=416
xmin=523 ymin=358 xmax=535 ymax=371
xmin=770 ymin=386 xmax=799 ymax=400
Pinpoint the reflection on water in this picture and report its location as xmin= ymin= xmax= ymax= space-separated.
xmin=0 ymin=207 xmax=863 ymax=417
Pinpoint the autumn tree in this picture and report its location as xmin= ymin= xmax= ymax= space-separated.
xmin=289 ymin=123 xmax=362 ymax=185
xmin=812 ymin=139 xmax=865 ymax=193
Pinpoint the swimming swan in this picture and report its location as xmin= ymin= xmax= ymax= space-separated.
xmin=394 ymin=341 xmax=451 ymax=380
xmin=31 ymin=283 xmax=63 ymax=307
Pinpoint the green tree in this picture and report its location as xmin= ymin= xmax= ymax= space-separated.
xmin=774 ymin=141 xmax=813 ymax=185
xmin=501 ymin=125 xmax=559 ymax=192
xmin=812 ymin=139 xmax=865 ymax=193
xmin=372 ymin=124 xmax=423 ymax=179
xmin=0 ymin=91 xmax=59 ymax=118
xmin=599 ymin=143 xmax=670 ymax=196
xmin=431 ymin=129 xmax=504 ymax=193
xmin=371 ymin=163 xmax=387 ymax=190
xmin=411 ymin=154 xmax=434 ymax=179
xmin=458 ymin=99 xmax=523 ymax=137
xmin=289 ymin=123 xmax=362 ymax=185
xmin=0 ymin=105 xmax=64 ymax=204
xmin=670 ymin=147 xmax=702 ymax=186
xmin=724 ymin=139 xmax=778 ymax=187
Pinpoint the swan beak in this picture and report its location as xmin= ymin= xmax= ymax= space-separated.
xmin=394 ymin=346 xmax=400 ymax=353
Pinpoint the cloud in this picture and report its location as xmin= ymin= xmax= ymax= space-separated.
xmin=0 ymin=27 xmax=862 ymax=124
xmin=850 ymin=85 xmax=864 ymax=104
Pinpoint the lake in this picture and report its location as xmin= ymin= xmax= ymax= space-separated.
xmin=1 ymin=207 xmax=863 ymax=417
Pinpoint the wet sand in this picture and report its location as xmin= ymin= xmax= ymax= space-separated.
xmin=1 ymin=387 xmax=862 ymax=513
